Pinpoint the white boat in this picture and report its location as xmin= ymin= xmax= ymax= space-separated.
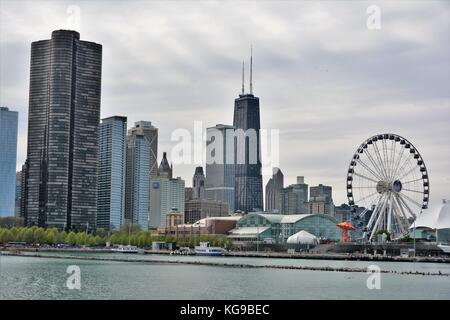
xmin=437 ymin=244 xmax=450 ymax=253
xmin=111 ymin=245 xmax=139 ymax=254
xmin=194 ymin=242 xmax=224 ymax=256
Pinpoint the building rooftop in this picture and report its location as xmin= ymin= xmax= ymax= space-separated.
xmin=228 ymin=226 xmax=270 ymax=238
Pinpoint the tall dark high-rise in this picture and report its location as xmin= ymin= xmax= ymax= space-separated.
xmin=24 ymin=30 xmax=102 ymax=231
xmin=233 ymin=50 xmax=263 ymax=212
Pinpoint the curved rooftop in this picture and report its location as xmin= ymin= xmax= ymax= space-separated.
xmin=240 ymin=213 xmax=338 ymax=225
xmin=412 ymin=200 xmax=450 ymax=230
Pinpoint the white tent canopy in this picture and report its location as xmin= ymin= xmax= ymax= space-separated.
xmin=286 ymin=230 xmax=319 ymax=245
xmin=411 ymin=200 xmax=450 ymax=230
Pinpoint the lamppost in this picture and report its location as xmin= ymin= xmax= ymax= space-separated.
xmin=256 ymin=223 xmax=259 ymax=253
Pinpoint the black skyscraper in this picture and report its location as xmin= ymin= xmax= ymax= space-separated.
xmin=25 ymin=30 xmax=102 ymax=231
xmin=233 ymin=52 xmax=263 ymax=212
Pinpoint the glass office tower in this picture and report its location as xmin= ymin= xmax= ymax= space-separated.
xmin=98 ymin=116 xmax=127 ymax=231
xmin=0 ymin=107 xmax=18 ymax=217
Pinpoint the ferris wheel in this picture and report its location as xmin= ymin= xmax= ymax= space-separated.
xmin=347 ymin=133 xmax=429 ymax=241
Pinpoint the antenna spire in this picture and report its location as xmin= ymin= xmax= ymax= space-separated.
xmin=241 ymin=61 xmax=245 ymax=95
xmin=250 ymin=45 xmax=253 ymax=95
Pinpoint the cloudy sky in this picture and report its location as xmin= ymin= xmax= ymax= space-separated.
xmin=1 ymin=0 xmax=449 ymax=218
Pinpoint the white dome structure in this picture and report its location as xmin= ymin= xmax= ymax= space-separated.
xmin=286 ymin=230 xmax=319 ymax=245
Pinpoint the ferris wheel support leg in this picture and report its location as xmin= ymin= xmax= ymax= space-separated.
xmin=370 ymin=194 xmax=389 ymax=241
xmin=366 ymin=194 xmax=383 ymax=232
xmin=393 ymin=194 xmax=411 ymax=236
xmin=387 ymin=194 xmax=393 ymax=235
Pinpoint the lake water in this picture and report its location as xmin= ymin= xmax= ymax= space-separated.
xmin=1 ymin=253 xmax=449 ymax=299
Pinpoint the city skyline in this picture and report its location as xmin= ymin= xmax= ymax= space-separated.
xmin=1 ymin=0 xmax=449 ymax=215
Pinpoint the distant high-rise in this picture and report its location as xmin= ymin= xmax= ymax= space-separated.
xmin=280 ymin=176 xmax=309 ymax=215
xmin=150 ymin=152 xmax=185 ymax=228
xmin=24 ymin=30 xmax=102 ymax=231
xmin=0 ymin=107 xmax=18 ymax=217
xmin=192 ymin=166 xmax=206 ymax=199
xmin=97 ymin=116 xmax=127 ymax=231
xmin=265 ymin=168 xmax=284 ymax=212
xmin=308 ymin=184 xmax=334 ymax=215
xmin=187 ymin=166 xmax=229 ymax=224
xmin=205 ymin=124 xmax=235 ymax=212
xmin=124 ymin=121 xmax=158 ymax=231
xmin=128 ymin=121 xmax=158 ymax=179
xmin=157 ymin=151 xmax=172 ymax=178
xmin=125 ymin=129 xmax=150 ymax=230
xmin=233 ymin=51 xmax=263 ymax=213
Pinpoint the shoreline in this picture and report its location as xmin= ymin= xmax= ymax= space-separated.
xmin=1 ymin=251 xmax=449 ymax=277
xmin=4 ymin=246 xmax=449 ymax=264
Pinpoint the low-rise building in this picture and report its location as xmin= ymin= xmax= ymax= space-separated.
xmin=228 ymin=212 xmax=342 ymax=244
xmin=184 ymin=199 xmax=229 ymax=224
xmin=160 ymin=216 xmax=241 ymax=237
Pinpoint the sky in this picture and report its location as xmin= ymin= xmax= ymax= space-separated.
xmin=0 ymin=0 xmax=449 ymax=220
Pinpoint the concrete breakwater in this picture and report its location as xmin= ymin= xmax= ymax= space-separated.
xmin=2 ymin=251 xmax=448 ymax=277
xmin=224 ymin=251 xmax=450 ymax=263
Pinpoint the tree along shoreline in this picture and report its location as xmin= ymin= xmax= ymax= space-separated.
xmin=0 ymin=226 xmax=232 ymax=248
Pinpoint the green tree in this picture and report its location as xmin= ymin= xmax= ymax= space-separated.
xmin=16 ymin=227 xmax=26 ymax=242
xmin=56 ymin=231 xmax=67 ymax=244
xmin=9 ymin=227 xmax=19 ymax=241
xmin=45 ymin=229 xmax=57 ymax=245
xmin=0 ymin=229 xmax=13 ymax=242
xmin=66 ymin=231 xmax=77 ymax=245
xmin=33 ymin=228 xmax=46 ymax=244
xmin=95 ymin=228 xmax=107 ymax=238
xmin=375 ymin=230 xmax=391 ymax=241
xmin=93 ymin=235 xmax=104 ymax=246
xmin=23 ymin=228 xmax=34 ymax=244
xmin=75 ymin=232 xmax=88 ymax=245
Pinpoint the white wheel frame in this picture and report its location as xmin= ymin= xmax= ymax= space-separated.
xmin=347 ymin=134 xmax=429 ymax=241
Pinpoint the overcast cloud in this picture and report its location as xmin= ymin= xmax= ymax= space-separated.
xmin=0 ymin=0 xmax=449 ymax=218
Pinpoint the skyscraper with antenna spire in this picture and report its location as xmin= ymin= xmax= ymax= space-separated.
xmin=233 ymin=48 xmax=263 ymax=213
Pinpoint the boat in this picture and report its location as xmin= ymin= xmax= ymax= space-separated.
xmin=111 ymin=245 xmax=139 ymax=254
xmin=437 ymin=244 xmax=450 ymax=254
xmin=194 ymin=242 xmax=225 ymax=256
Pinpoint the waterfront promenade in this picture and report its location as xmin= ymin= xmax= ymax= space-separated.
xmin=2 ymin=246 xmax=450 ymax=265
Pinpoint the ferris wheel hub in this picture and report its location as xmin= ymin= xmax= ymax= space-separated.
xmin=376 ymin=180 xmax=403 ymax=194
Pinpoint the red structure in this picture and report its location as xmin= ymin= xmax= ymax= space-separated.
xmin=337 ymin=221 xmax=356 ymax=243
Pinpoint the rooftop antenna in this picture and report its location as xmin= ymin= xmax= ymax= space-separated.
xmin=241 ymin=61 xmax=245 ymax=95
xmin=250 ymin=45 xmax=253 ymax=95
